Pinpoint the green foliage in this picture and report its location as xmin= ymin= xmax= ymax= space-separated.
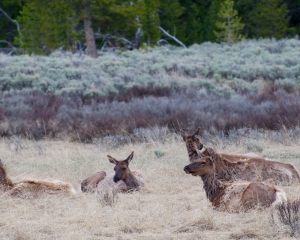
xmin=159 ymin=0 xmax=184 ymax=43
xmin=15 ymin=0 xmax=158 ymax=54
xmin=154 ymin=149 xmax=165 ymax=158
xmin=214 ymin=0 xmax=244 ymax=43
xmin=1 ymin=0 xmax=300 ymax=53
xmin=177 ymin=0 xmax=206 ymax=45
xmin=248 ymin=0 xmax=290 ymax=39
xmin=17 ymin=0 xmax=79 ymax=54
xmin=140 ymin=0 xmax=161 ymax=45
xmin=1 ymin=39 xmax=300 ymax=97
xmin=203 ymin=0 xmax=222 ymax=42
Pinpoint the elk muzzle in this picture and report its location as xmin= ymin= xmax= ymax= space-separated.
xmin=113 ymin=176 xmax=120 ymax=183
xmin=184 ymin=165 xmax=192 ymax=174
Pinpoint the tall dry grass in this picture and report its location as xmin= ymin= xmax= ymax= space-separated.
xmin=1 ymin=130 xmax=300 ymax=239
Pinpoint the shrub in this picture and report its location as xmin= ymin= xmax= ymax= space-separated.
xmin=271 ymin=199 xmax=300 ymax=237
xmin=154 ymin=150 xmax=165 ymax=158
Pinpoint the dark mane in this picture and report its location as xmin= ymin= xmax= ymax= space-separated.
xmin=201 ymin=170 xmax=224 ymax=202
xmin=214 ymin=154 xmax=241 ymax=182
xmin=124 ymin=173 xmax=141 ymax=191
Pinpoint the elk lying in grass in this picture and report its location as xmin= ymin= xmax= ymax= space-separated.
xmin=180 ymin=128 xmax=261 ymax=162
xmin=183 ymin=151 xmax=287 ymax=212
xmin=180 ymin=128 xmax=300 ymax=185
xmin=81 ymin=151 xmax=145 ymax=194
xmin=0 ymin=160 xmax=76 ymax=198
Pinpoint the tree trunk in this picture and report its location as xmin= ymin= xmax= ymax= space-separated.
xmin=83 ymin=2 xmax=97 ymax=58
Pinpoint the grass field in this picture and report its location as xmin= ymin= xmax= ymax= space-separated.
xmin=1 ymin=130 xmax=300 ymax=239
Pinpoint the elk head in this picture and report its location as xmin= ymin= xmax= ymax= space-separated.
xmin=183 ymin=156 xmax=215 ymax=177
xmin=180 ymin=127 xmax=205 ymax=157
xmin=108 ymin=151 xmax=134 ymax=183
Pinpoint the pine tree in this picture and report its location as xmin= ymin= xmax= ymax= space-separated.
xmin=214 ymin=0 xmax=244 ymax=43
xmin=159 ymin=0 xmax=185 ymax=44
xmin=140 ymin=0 xmax=161 ymax=45
xmin=177 ymin=0 xmax=207 ymax=45
xmin=17 ymin=0 xmax=150 ymax=56
xmin=203 ymin=0 xmax=222 ymax=42
xmin=17 ymin=0 xmax=79 ymax=54
xmin=249 ymin=0 xmax=290 ymax=39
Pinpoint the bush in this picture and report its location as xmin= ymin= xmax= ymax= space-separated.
xmin=271 ymin=199 xmax=300 ymax=237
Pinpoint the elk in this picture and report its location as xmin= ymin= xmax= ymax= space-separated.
xmin=180 ymin=128 xmax=300 ymax=185
xmin=180 ymin=128 xmax=261 ymax=163
xmin=105 ymin=151 xmax=144 ymax=192
xmin=81 ymin=151 xmax=145 ymax=193
xmin=81 ymin=171 xmax=106 ymax=193
xmin=183 ymin=151 xmax=287 ymax=212
xmin=0 ymin=160 xmax=76 ymax=198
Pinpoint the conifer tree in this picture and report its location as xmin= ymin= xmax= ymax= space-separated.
xmin=178 ymin=1 xmax=206 ymax=45
xmin=214 ymin=0 xmax=244 ymax=43
xmin=140 ymin=0 xmax=161 ymax=45
xmin=17 ymin=0 xmax=153 ymax=56
xmin=203 ymin=0 xmax=222 ymax=42
xmin=159 ymin=0 xmax=184 ymax=44
xmin=249 ymin=0 xmax=290 ymax=39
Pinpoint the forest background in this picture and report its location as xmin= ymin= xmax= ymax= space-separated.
xmin=0 ymin=0 xmax=300 ymax=142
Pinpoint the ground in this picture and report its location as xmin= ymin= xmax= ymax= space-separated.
xmin=0 ymin=132 xmax=299 ymax=239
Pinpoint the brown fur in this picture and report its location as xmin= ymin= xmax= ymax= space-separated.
xmin=180 ymin=128 xmax=300 ymax=185
xmin=180 ymin=128 xmax=205 ymax=162
xmin=0 ymin=160 xmax=14 ymax=192
xmin=81 ymin=171 xmax=106 ymax=193
xmin=202 ymin=147 xmax=300 ymax=185
xmin=183 ymin=156 xmax=287 ymax=212
xmin=0 ymin=160 xmax=76 ymax=198
xmin=81 ymin=151 xmax=145 ymax=193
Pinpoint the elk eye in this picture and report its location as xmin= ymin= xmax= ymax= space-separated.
xmin=200 ymin=162 xmax=206 ymax=165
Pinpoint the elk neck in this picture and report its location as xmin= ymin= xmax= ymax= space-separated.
xmin=0 ymin=165 xmax=14 ymax=191
xmin=123 ymin=170 xmax=140 ymax=191
xmin=201 ymin=165 xmax=225 ymax=203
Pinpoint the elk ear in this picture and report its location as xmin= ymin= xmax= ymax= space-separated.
xmin=126 ymin=151 xmax=134 ymax=163
xmin=192 ymin=127 xmax=201 ymax=137
xmin=207 ymin=148 xmax=216 ymax=163
xmin=107 ymin=155 xmax=118 ymax=164
xmin=179 ymin=129 xmax=186 ymax=141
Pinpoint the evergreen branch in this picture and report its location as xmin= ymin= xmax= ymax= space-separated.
xmin=159 ymin=27 xmax=186 ymax=48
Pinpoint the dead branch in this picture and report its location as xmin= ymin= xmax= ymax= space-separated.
xmin=0 ymin=7 xmax=23 ymax=44
xmin=96 ymin=28 xmax=143 ymax=51
xmin=0 ymin=40 xmax=17 ymax=55
xmin=159 ymin=26 xmax=186 ymax=48
xmin=157 ymin=39 xmax=170 ymax=45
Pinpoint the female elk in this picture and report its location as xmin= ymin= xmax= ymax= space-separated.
xmin=81 ymin=151 xmax=145 ymax=193
xmin=183 ymin=150 xmax=287 ymax=212
xmin=0 ymin=160 xmax=76 ymax=198
xmin=106 ymin=151 xmax=144 ymax=191
xmin=180 ymin=128 xmax=300 ymax=185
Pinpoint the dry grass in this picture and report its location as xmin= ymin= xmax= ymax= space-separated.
xmin=1 ymin=133 xmax=300 ymax=240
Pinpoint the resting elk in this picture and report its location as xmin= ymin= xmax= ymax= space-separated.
xmin=81 ymin=151 xmax=145 ymax=193
xmin=180 ymin=128 xmax=300 ymax=185
xmin=0 ymin=160 xmax=76 ymax=198
xmin=183 ymin=149 xmax=287 ymax=212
